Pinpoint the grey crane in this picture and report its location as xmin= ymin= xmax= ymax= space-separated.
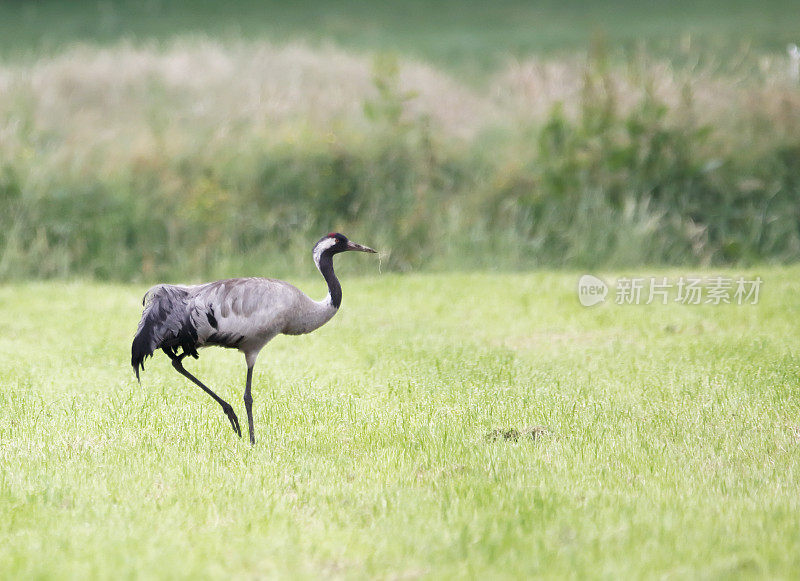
xmin=131 ymin=233 xmax=376 ymax=444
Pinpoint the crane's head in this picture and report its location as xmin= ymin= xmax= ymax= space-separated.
xmin=313 ymin=232 xmax=376 ymax=268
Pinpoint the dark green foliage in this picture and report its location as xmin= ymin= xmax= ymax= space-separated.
xmin=2 ymin=0 xmax=799 ymax=73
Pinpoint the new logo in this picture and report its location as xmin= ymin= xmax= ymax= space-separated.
xmin=578 ymin=275 xmax=608 ymax=307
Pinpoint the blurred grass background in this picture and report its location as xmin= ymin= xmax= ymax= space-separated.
xmin=3 ymin=0 xmax=799 ymax=70
xmin=0 ymin=1 xmax=798 ymax=280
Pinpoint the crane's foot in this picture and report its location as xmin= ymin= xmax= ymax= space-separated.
xmin=222 ymin=404 xmax=242 ymax=437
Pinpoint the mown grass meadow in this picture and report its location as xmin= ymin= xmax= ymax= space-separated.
xmin=1 ymin=270 xmax=799 ymax=578
xmin=2 ymin=1 xmax=800 ymax=578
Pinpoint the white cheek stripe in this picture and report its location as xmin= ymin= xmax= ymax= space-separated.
xmin=313 ymin=237 xmax=337 ymax=267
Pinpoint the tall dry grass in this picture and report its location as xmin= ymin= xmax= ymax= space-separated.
xmin=0 ymin=39 xmax=798 ymax=279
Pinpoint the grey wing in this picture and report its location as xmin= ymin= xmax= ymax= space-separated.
xmin=188 ymin=278 xmax=303 ymax=350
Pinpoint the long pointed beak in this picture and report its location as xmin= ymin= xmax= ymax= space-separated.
xmin=346 ymin=240 xmax=377 ymax=253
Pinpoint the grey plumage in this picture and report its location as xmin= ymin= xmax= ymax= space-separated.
xmin=131 ymin=233 xmax=376 ymax=443
xmin=132 ymin=277 xmax=325 ymax=376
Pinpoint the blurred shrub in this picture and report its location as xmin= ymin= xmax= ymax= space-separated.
xmin=0 ymin=42 xmax=798 ymax=280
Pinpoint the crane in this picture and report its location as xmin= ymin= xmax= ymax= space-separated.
xmin=131 ymin=232 xmax=377 ymax=444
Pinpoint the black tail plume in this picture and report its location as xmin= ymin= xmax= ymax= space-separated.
xmin=131 ymin=285 xmax=199 ymax=381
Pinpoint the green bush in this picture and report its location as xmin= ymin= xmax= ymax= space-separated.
xmin=1 ymin=44 xmax=798 ymax=280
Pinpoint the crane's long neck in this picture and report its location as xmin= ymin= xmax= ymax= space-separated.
xmin=317 ymin=251 xmax=342 ymax=309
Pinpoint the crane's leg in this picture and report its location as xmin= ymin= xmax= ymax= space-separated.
xmin=169 ymin=354 xmax=241 ymax=438
xmin=243 ymin=365 xmax=255 ymax=445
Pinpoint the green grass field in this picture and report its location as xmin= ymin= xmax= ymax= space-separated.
xmin=2 ymin=0 xmax=799 ymax=72
xmin=1 ymin=269 xmax=798 ymax=578
xmin=1 ymin=1 xmax=799 ymax=577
